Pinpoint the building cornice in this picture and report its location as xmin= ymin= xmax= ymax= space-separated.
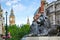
xmin=46 ymin=1 xmax=60 ymax=9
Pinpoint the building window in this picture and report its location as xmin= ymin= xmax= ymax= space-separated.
xmin=56 ymin=4 xmax=60 ymax=11
xmin=49 ymin=6 xmax=53 ymax=12
xmin=0 ymin=15 xmax=2 ymax=17
xmin=49 ymin=15 xmax=53 ymax=25
xmin=58 ymin=15 xmax=60 ymax=24
xmin=56 ymin=14 xmax=60 ymax=24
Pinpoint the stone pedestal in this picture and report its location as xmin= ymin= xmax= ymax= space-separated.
xmin=22 ymin=37 xmax=60 ymax=40
xmin=0 ymin=37 xmax=3 ymax=40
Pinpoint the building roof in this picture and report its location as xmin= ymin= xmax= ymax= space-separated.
xmin=46 ymin=0 xmax=60 ymax=9
xmin=10 ymin=8 xmax=15 ymax=16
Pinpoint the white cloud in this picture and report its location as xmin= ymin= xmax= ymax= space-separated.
xmin=13 ymin=3 xmax=26 ymax=12
xmin=0 ymin=0 xmax=6 ymax=2
xmin=13 ymin=1 xmax=39 ymax=25
xmin=32 ymin=2 xmax=37 ymax=5
xmin=6 ymin=1 xmax=11 ymax=6
xmin=11 ymin=1 xmax=17 ymax=4
xmin=5 ymin=0 xmax=39 ymax=25
xmin=3 ymin=9 xmax=6 ymax=14
xmin=47 ymin=0 xmax=56 ymax=3
xmin=0 ymin=0 xmax=2 ymax=1
xmin=12 ymin=0 xmax=21 ymax=3
xmin=6 ymin=0 xmax=21 ymax=6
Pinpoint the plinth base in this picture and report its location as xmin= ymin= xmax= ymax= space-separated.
xmin=21 ymin=36 xmax=60 ymax=40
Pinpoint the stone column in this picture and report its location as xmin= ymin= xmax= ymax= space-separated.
xmin=52 ymin=3 xmax=56 ymax=25
xmin=53 ymin=14 xmax=55 ymax=25
xmin=53 ymin=3 xmax=55 ymax=11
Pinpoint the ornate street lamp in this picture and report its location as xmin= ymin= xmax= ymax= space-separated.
xmin=5 ymin=11 xmax=8 ymax=40
xmin=1 ymin=11 xmax=11 ymax=40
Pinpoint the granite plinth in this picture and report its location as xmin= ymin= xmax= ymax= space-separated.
xmin=21 ymin=37 xmax=60 ymax=40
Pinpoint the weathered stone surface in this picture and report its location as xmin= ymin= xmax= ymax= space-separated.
xmin=30 ymin=14 xmax=51 ymax=36
xmin=22 ymin=37 xmax=60 ymax=40
xmin=30 ymin=14 xmax=60 ymax=36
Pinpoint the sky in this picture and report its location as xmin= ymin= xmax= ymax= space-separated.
xmin=0 ymin=0 xmax=56 ymax=25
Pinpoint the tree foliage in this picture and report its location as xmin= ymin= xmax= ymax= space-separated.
xmin=7 ymin=24 xmax=30 ymax=40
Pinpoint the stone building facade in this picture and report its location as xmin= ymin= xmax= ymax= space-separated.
xmin=0 ymin=4 xmax=5 ymax=35
xmin=45 ymin=0 xmax=60 ymax=26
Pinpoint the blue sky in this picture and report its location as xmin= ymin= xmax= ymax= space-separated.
xmin=0 ymin=0 xmax=56 ymax=25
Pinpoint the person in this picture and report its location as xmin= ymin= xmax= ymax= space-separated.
xmin=7 ymin=32 xmax=11 ymax=38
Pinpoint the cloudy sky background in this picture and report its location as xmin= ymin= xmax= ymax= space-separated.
xmin=0 ymin=0 xmax=56 ymax=25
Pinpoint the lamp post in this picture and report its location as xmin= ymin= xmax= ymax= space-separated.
xmin=1 ymin=11 xmax=11 ymax=40
xmin=5 ymin=11 xmax=8 ymax=40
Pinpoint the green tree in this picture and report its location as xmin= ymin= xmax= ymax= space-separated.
xmin=7 ymin=24 xmax=30 ymax=40
xmin=19 ymin=24 xmax=30 ymax=39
